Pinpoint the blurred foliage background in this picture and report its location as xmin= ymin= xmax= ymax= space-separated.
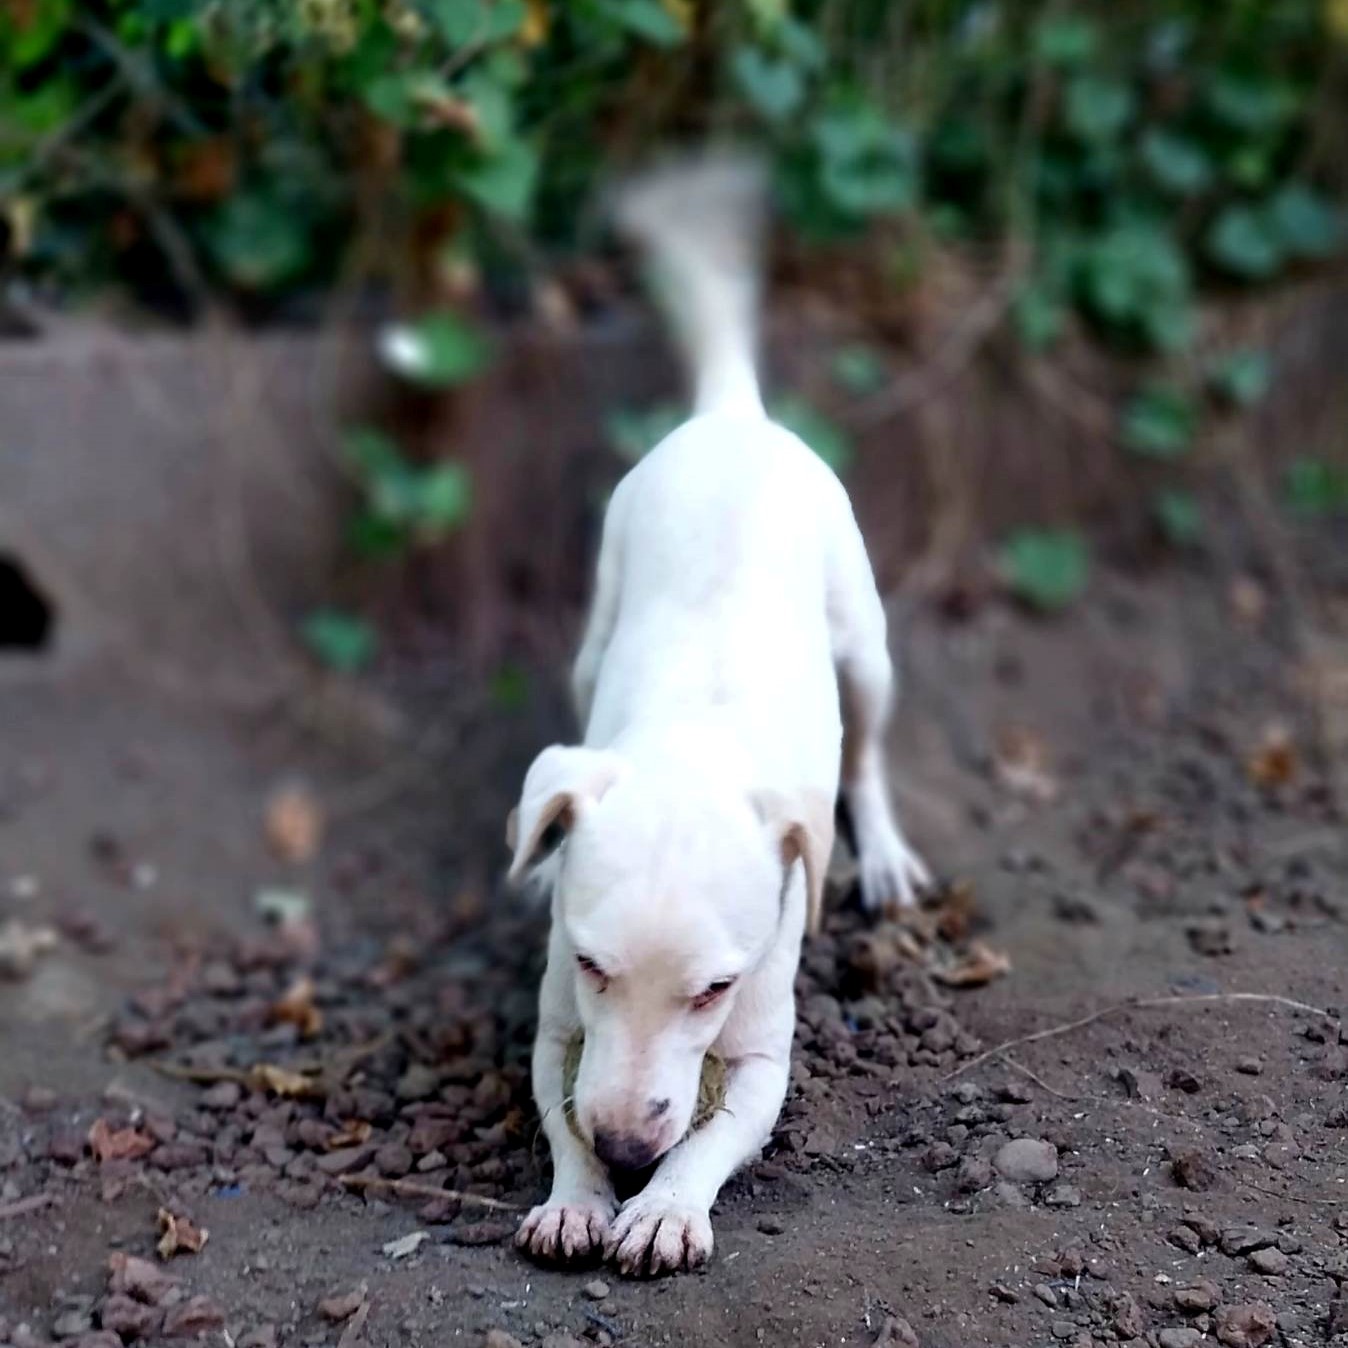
xmin=2 ymin=0 xmax=1346 ymax=643
xmin=4 ymin=0 xmax=1342 ymax=325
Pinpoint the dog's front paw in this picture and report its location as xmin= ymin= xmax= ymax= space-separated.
xmin=604 ymin=1195 xmax=712 ymax=1277
xmin=858 ymin=831 xmax=930 ymax=914
xmin=516 ymin=1199 xmax=613 ymax=1264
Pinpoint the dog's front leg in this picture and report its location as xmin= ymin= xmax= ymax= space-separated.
xmin=605 ymin=1050 xmax=788 ymax=1277
xmin=516 ymin=1022 xmax=617 ymax=1262
xmin=517 ymin=935 xmax=617 ymax=1264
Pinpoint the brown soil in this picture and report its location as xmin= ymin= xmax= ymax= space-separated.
xmin=2 ymin=545 xmax=1346 ymax=1348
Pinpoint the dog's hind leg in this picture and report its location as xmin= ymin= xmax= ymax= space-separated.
xmin=826 ymin=509 xmax=930 ymax=912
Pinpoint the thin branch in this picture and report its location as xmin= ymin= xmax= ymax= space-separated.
xmin=0 ymin=1193 xmax=60 ymax=1220
xmin=943 ymin=992 xmax=1339 ymax=1083
xmin=339 ymin=1174 xmax=520 ymax=1212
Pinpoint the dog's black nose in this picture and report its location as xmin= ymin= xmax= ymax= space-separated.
xmin=593 ymin=1129 xmax=659 ymax=1173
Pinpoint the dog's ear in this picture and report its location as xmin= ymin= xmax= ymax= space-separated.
xmin=752 ymin=789 xmax=835 ymax=936
xmin=507 ymin=745 xmax=624 ymax=884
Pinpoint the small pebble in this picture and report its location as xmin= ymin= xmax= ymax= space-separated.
xmin=1247 ymin=1246 xmax=1288 ymax=1276
xmin=582 ymin=1279 xmax=610 ymax=1301
xmin=1044 ymin=1182 xmax=1082 ymax=1209
xmin=1158 ymin=1330 xmax=1203 ymax=1348
xmin=1173 ymin=1280 xmax=1220 ymax=1314
xmin=993 ymin=1138 xmax=1058 ymax=1184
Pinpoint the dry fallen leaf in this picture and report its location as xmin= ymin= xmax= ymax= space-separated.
xmin=264 ymin=784 xmax=323 ymax=864
xmin=248 ymin=1064 xmax=320 ymax=1098
xmin=318 ymin=1285 xmax=368 ymax=1322
xmin=337 ymin=1300 xmax=371 ymax=1348
xmin=930 ymin=940 xmax=1013 ymax=988
xmin=1228 ymin=575 xmax=1267 ymax=628
xmin=381 ymin=1230 xmax=428 ymax=1261
xmin=0 ymin=918 xmax=59 ymax=980
xmin=1247 ymin=721 xmax=1297 ymax=788
xmin=107 ymin=1251 xmax=178 ymax=1304
xmin=88 ymin=1118 xmax=157 ymax=1163
xmin=157 ymin=1208 xmax=208 ymax=1259
xmin=930 ymin=880 xmax=976 ymax=945
xmin=326 ymin=1120 xmax=373 ymax=1151
xmin=992 ymin=725 xmax=1059 ymax=803
xmin=270 ymin=975 xmax=323 ymax=1039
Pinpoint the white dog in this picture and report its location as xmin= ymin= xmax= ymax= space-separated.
xmin=510 ymin=156 xmax=928 ymax=1277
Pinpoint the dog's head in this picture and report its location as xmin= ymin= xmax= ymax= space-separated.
xmin=507 ymin=744 xmax=830 ymax=1172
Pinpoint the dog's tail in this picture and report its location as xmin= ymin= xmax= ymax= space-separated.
xmin=613 ymin=152 xmax=768 ymax=419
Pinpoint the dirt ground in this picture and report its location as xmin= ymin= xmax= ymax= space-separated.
xmin=2 ymin=539 xmax=1346 ymax=1348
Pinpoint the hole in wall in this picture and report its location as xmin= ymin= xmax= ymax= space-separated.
xmin=0 ymin=554 xmax=56 ymax=651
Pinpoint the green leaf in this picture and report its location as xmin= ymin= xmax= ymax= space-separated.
xmin=1013 ymin=283 xmax=1065 ymax=351
xmin=1205 ymin=72 xmax=1296 ymax=134
xmin=369 ymin=466 xmax=424 ymax=526
xmin=1076 ymin=223 xmax=1192 ymax=350
xmin=458 ymin=65 xmax=516 ymax=147
xmin=1154 ymin=489 xmax=1203 ymax=547
xmin=427 ymin=0 xmax=526 ymax=46
xmin=1064 ymin=77 xmax=1134 ymax=144
xmin=490 ymin=662 xmax=531 ymax=712
xmin=1209 ymin=350 xmax=1272 ymax=407
xmin=596 ymin=0 xmax=686 ymax=47
xmin=770 ymin=395 xmax=852 ymax=473
xmin=301 ymin=610 xmax=377 ymax=673
xmin=813 ymin=103 xmax=916 ymax=217
xmin=1266 ymin=184 xmax=1339 ymax=260
xmin=776 ymin=16 xmax=826 ymax=71
xmin=824 ymin=162 xmax=904 ymax=220
xmin=1285 ymin=459 xmax=1348 ymax=516
xmin=362 ymin=72 xmax=455 ymax=127
xmin=347 ymin=513 xmax=407 ymax=560
xmin=378 ymin=312 xmax=490 ymax=388
xmin=731 ymin=46 xmax=805 ymax=124
xmin=204 ymin=194 xmax=310 ymax=291
xmin=5 ymin=0 xmax=71 ymax=69
xmin=1000 ymin=530 xmax=1089 ymax=612
xmin=455 ymin=137 xmax=538 ymax=219
xmin=1139 ymin=128 xmax=1213 ymax=196
xmin=1227 ymin=144 xmax=1273 ymax=191
xmin=1141 ymin=302 xmax=1196 ymax=355
xmin=1122 ymin=385 xmax=1198 ymax=460
xmin=605 ymin=404 xmax=685 ymax=462
xmin=830 ymin=344 xmax=887 ymax=395
xmin=1032 ymin=16 xmax=1097 ymax=68
xmin=341 ymin=426 xmax=406 ymax=479
xmin=415 ymin=462 xmax=473 ymax=534
xmin=1206 ymin=205 xmax=1282 ymax=280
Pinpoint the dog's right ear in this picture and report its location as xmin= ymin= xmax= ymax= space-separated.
xmin=506 ymin=745 xmax=624 ymax=884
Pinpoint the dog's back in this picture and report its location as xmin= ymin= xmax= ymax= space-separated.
xmin=590 ymin=157 xmax=852 ymax=786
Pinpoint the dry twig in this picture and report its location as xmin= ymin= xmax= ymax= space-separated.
xmin=0 ymin=1193 xmax=60 ymax=1220
xmin=943 ymin=992 xmax=1338 ymax=1083
xmin=338 ymin=1174 xmax=520 ymax=1212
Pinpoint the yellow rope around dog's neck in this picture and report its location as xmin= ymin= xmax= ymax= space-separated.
xmin=562 ymin=1029 xmax=726 ymax=1146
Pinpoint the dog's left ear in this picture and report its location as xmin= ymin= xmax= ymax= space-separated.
xmin=752 ymin=790 xmax=835 ymax=936
xmin=507 ymin=745 xmax=625 ymax=884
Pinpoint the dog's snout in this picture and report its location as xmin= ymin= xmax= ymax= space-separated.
xmin=648 ymin=1097 xmax=671 ymax=1120
xmin=593 ymin=1128 xmax=660 ymax=1173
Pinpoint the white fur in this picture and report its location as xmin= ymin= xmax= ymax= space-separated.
xmin=512 ymin=156 xmax=928 ymax=1277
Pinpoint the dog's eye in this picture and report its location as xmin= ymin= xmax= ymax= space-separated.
xmin=691 ymin=977 xmax=736 ymax=1011
xmin=575 ymin=954 xmax=608 ymax=989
